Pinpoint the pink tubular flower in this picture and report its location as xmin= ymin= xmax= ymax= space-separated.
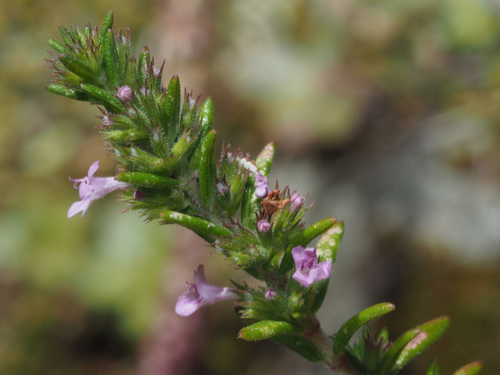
xmin=291 ymin=246 xmax=332 ymax=288
xmin=175 ymin=265 xmax=238 ymax=317
xmin=68 ymin=161 xmax=130 ymax=218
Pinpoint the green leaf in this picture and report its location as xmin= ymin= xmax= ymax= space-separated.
xmin=310 ymin=279 xmax=329 ymax=313
xmin=103 ymin=29 xmax=119 ymax=87
xmin=161 ymin=129 xmax=196 ymax=175
xmin=238 ymin=320 xmax=299 ymax=341
xmin=59 ymin=54 xmax=97 ymax=83
xmin=162 ymin=75 xmax=181 ymax=145
xmin=99 ymin=11 xmax=114 ymax=46
xmin=197 ymin=97 xmax=214 ymax=140
xmin=377 ymin=328 xmax=420 ymax=375
xmin=117 ymin=172 xmax=179 ymax=188
xmin=198 ymin=130 xmax=217 ymax=207
xmin=295 ymin=217 xmax=337 ymax=249
xmin=391 ymin=316 xmax=450 ymax=374
xmin=333 ymin=302 xmax=396 ymax=355
xmin=272 ymin=335 xmax=325 ymax=362
xmin=255 ymin=141 xmax=276 ymax=177
xmin=452 ymin=361 xmax=483 ymax=375
xmin=137 ymin=47 xmax=151 ymax=85
xmin=80 ymin=83 xmax=123 ymax=112
xmin=316 ymin=221 xmax=344 ymax=264
xmin=46 ymin=84 xmax=88 ymax=100
xmin=48 ymin=38 xmax=70 ymax=55
xmin=160 ymin=210 xmax=232 ymax=241
xmin=426 ymin=360 xmax=440 ymax=375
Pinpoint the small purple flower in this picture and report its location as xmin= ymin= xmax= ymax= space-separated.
xmin=265 ymin=288 xmax=277 ymax=300
xmin=257 ymin=219 xmax=271 ymax=233
xmin=68 ymin=161 xmax=130 ymax=218
xmin=289 ymin=191 xmax=305 ymax=212
xmin=291 ymin=246 xmax=332 ymax=288
xmin=255 ymin=172 xmax=269 ymax=198
xmin=117 ymin=85 xmax=133 ymax=102
xmin=102 ymin=114 xmax=114 ymax=126
xmin=175 ymin=265 xmax=238 ymax=317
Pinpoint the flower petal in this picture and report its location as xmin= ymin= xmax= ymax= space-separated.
xmin=87 ymin=161 xmax=100 ymax=178
xmin=67 ymin=199 xmax=91 ymax=218
xmin=175 ymin=292 xmax=202 ymax=316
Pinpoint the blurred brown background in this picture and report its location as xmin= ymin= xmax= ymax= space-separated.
xmin=1 ymin=0 xmax=499 ymax=374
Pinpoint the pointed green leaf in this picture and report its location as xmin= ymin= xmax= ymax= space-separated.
xmin=137 ymin=47 xmax=151 ymax=85
xmin=80 ymin=83 xmax=123 ymax=112
xmin=238 ymin=320 xmax=299 ymax=341
xmin=272 ymin=335 xmax=325 ymax=362
xmin=255 ymin=141 xmax=276 ymax=177
xmin=310 ymin=280 xmax=329 ymax=313
xmin=333 ymin=302 xmax=396 ymax=355
xmin=198 ymin=130 xmax=217 ymax=207
xmin=160 ymin=210 xmax=231 ymax=241
xmin=197 ymin=97 xmax=214 ymax=139
xmin=46 ymin=84 xmax=88 ymax=100
xmin=117 ymin=172 xmax=179 ymax=188
xmin=48 ymin=38 xmax=70 ymax=55
xmin=99 ymin=11 xmax=114 ymax=46
xmin=391 ymin=316 xmax=450 ymax=374
xmin=161 ymin=129 xmax=196 ymax=175
xmin=240 ymin=172 xmax=260 ymax=228
xmin=59 ymin=54 xmax=97 ymax=82
xmin=426 ymin=360 xmax=440 ymax=375
xmin=189 ymin=97 xmax=215 ymax=169
xmin=453 ymin=361 xmax=483 ymax=375
xmin=316 ymin=221 xmax=344 ymax=264
xmin=103 ymin=29 xmax=119 ymax=87
xmin=162 ymin=75 xmax=181 ymax=145
xmin=377 ymin=328 xmax=421 ymax=375
xmin=295 ymin=217 xmax=336 ymax=249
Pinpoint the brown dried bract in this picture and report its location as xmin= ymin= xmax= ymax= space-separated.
xmin=260 ymin=189 xmax=290 ymax=217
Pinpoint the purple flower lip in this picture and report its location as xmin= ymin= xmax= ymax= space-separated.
xmin=67 ymin=161 xmax=129 ymax=218
xmin=175 ymin=265 xmax=238 ymax=317
xmin=291 ymin=246 xmax=332 ymax=288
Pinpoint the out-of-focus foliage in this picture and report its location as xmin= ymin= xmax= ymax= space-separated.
xmin=1 ymin=0 xmax=500 ymax=374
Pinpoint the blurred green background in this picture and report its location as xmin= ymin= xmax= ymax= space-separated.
xmin=1 ymin=0 xmax=500 ymax=374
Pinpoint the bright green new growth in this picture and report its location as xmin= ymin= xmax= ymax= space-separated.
xmin=46 ymin=12 xmax=482 ymax=374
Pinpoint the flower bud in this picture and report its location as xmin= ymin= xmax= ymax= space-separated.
xmin=289 ymin=191 xmax=305 ymax=212
xmin=257 ymin=219 xmax=271 ymax=233
xmin=117 ymin=85 xmax=133 ymax=102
